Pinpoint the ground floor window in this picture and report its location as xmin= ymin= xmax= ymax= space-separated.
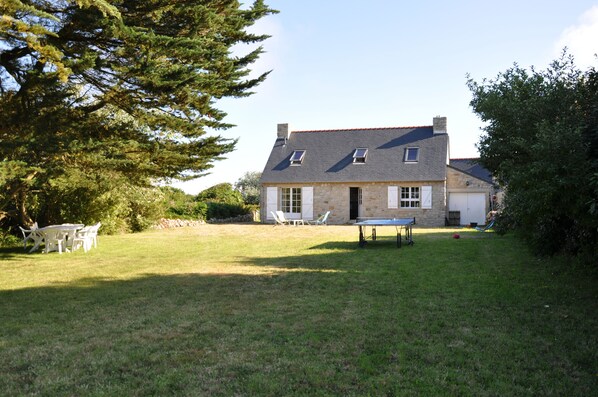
xmin=281 ymin=187 xmax=302 ymax=213
xmin=401 ymin=186 xmax=420 ymax=208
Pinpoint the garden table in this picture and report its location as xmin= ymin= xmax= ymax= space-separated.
xmin=31 ymin=224 xmax=85 ymax=254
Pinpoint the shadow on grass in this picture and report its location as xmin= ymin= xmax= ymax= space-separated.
xmin=1 ymin=243 xmax=596 ymax=397
xmin=0 ymin=253 xmax=401 ymax=395
xmin=0 ymin=246 xmax=36 ymax=261
xmin=311 ymin=240 xmax=416 ymax=250
xmin=307 ymin=240 xmax=400 ymax=250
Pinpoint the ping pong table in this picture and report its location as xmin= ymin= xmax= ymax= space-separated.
xmin=355 ymin=217 xmax=415 ymax=248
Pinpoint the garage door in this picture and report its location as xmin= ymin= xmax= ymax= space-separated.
xmin=449 ymin=193 xmax=487 ymax=225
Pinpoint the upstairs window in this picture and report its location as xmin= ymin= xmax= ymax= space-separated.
xmin=290 ymin=150 xmax=306 ymax=165
xmin=353 ymin=148 xmax=368 ymax=163
xmin=404 ymin=147 xmax=419 ymax=163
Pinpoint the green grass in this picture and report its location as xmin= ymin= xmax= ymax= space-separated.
xmin=1 ymin=225 xmax=596 ymax=396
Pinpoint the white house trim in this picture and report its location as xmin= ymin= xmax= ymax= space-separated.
xmin=302 ymin=186 xmax=314 ymax=220
xmin=388 ymin=186 xmax=398 ymax=209
xmin=421 ymin=185 xmax=432 ymax=209
xmin=266 ymin=187 xmax=278 ymax=219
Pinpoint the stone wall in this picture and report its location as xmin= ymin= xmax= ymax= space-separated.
xmin=261 ymin=181 xmax=447 ymax=226
xmin=153 ymin=213 xmax=257 ymax=229
xmin=446 ymin=167 xmax=493 ymax=191
xmin=153 ymin=218 xmax=205 ymax=229
xmin=208 ymin=213 xmax=257 ymax=224
xmin=312 ymin=182 xmax=446 ymax=226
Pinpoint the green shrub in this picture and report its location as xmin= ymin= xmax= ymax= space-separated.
xmin=0 ymin=229 xmax=21 ymax=248
xmin=193 ymin=202 xmax=208 ymax=220
xmin=126 ymin=186 xmax=165 ymax=232
xmin=206 ymin=202 xmax=248 ymax=220
xmin=196 ymin=183 xmax=243 ymax=205
xmin=161 ymin=186 xmax=207 ymax=220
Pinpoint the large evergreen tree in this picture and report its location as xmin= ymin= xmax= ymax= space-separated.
xmin=468 ymin=54 xmax=598 ymax=259
xmin=0 ymin=0 xmax=276 ymax=225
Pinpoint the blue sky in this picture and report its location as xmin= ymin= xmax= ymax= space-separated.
xmin=173 ymin=0 xmax=598 ymax=194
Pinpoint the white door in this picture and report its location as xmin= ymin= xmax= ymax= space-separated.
xmin=449 ymin=193 xmax=487 ymax=225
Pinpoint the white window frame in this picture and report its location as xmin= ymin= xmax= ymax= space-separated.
xmin=400 ymin=186 xmax=420 ymax=208
xmin=281 ymin=187 xmax=302 ymax=214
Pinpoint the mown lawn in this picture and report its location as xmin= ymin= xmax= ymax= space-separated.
xmin=0 ymin=224 xmax=596 ymax=396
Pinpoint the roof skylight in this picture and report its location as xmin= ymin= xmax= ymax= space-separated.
xmin=353 ymin=148 xmax=368 ymax=163
xmin=404 ymin=147 xmax=419 ymax=162
xmin=290 ymin=150 xmax=306 ymax=165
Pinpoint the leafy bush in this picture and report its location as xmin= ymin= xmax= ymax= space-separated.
xmin=192 ymin=202 xmax=208 ymax=220
xmin=206 ymin=202 xmax=248 ymax=220
xmin=194 ymin=183 xmax=249 ymax=220
xmin=125 ymin=186 xmax=165 ymax=232
xmin=468 ymin=54 xmax=598 ymax=260
xmin=161 ymin=187 xmax=204 ymax=220
xmin=196 ymin=183 xmax=243 ymax=205
xmin=0 ymin=229 xmax=21 ymax=248
xmin=25 ymin=171 xmax=166 ymax=234
xmin=60 ymin=184 xmax=164 ymax=234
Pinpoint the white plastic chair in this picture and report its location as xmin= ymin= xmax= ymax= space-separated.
xmin=19 ymin=223 xmax=42 ymax=251
xmin=88 ymin=222 xmax=101 ymax=249
xmin=71 ymin=226 xmax=93 ymax=253
xmin=72 ymin=222 xmax=101 ymax=253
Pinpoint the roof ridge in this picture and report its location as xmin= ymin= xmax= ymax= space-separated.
xmin=293 ymin=125 xmax=432 ymax=133
xmin=450 ymin=157 xmax=481 ymax=161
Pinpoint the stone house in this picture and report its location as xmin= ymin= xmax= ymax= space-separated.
xmin=259 ymin=117 xmax=496 ymax=226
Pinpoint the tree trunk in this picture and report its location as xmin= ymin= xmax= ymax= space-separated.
xmin=16 ymin=189 xmax=33 ymax=226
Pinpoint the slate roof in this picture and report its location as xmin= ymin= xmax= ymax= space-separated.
xmin=448 ymin=158 xmax=493 ymax=184
xmin=260 ymin=126 xmax=449 ymax=184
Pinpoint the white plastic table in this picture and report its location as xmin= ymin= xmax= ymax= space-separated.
xmin=31 ymin=224 xmax=84 ymax=253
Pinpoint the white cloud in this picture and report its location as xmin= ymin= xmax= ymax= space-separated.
xmin=555 ymin=6 xmax=598 ymax=68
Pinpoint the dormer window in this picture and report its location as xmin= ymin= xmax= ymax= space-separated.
xmin=404 ymin=147 xmax=419 ymax=163
xmin=290 ymin=150 xmax=306 ymax=165
xmin=353 ymin=148 xmax=368 ymax=164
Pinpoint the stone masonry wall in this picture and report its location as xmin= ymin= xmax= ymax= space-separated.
xmin=312 ymin=182 xmax=446 ymax=226
xmin=261 ymin=181 xmax=447 ymax=226
xmin=446 ymin=167 xmax=493 ymax=191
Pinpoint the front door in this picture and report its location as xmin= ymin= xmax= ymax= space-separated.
xmin=349 ymin=187 xmax=360 ymax=220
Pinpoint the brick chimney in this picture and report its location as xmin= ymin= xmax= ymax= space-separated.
xmin=277 ymin=123 xmax=291 ymax=139
xmin=433 ymin=116 xmax=447 ymax=134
